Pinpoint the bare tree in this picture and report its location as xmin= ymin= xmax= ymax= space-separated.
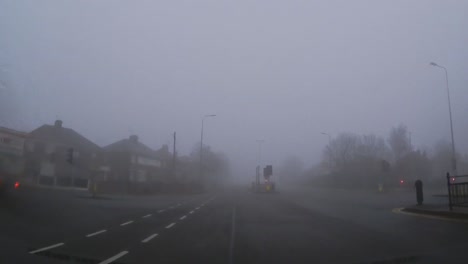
xmin=388 ymin=124 xmax=412 ymax=161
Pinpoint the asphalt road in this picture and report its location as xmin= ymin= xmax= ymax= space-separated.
xmin=1 ymin=184 xmax=467 ymax=264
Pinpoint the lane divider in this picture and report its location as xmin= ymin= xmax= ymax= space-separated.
xmin=120 ymin=221 xmax=134 ymax=226
xmin=86 ymin=229 xmax=107 ymax=238
xmin=29 ymin=243 xmax=65 ymax=254
xmin=141 ymin=234 xmax=158 ymax=243
xmin=165 ymin=223 xmax=176 ymax=229
xmin=99 ymin=250 xmax=129 ymax=264
xmin=142 ymin=214 xmax=152 ymax=218
xmin=180 ymin=215 xmax=187 ymax=220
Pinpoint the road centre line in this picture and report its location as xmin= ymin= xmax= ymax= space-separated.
xmin=189 ymin=210 xmax=194 ymax=214
xmin=86 ymin=229 xmax=107 ymax=238
xmin=195 ymin=207 xmax=200 ymax=210
xmin=120 ymin=221 xmax=134 ymax=226
xmin=165 ymin=223 xmax=176 ymax=229
xmin=99 ymin=251 xmax=129 ymax=264
xmin=142 ymin=214 xmax=152 ymax=218
xmin=180 ymin=215 xmax=187 ymax=220
xmin=158 ymin=209 xmax=165 ymax=213
xmin=141 ymin=233 xmax=158 ymax=243
xmin=29 ymin=243 xmax=65 ymax=254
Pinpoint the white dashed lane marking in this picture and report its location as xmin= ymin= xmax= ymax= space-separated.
xmin=141 ymin=233 xmax=158 ymax=243
xmin=166 ymin=223 xmax=176 ymax=229
xmin=120 ymin=221 xmax=134 ymax=226
xmin=99 ymin=251 xmax=129 ymax=264
xmin=189 ymin=210 xmax=194 ymax=214
xmin=180 ymin=215 xmax=187 ymax=220
xmin=195 ymin=207 xmax=200 ymax=210
xmin=158 ymin=209 xmax=165 ymax=213
xmin=86 ymin=229 xmax=107 ymax=238
xmin=142 ymin=214 xmax=152 ymax=218
xmin=29 ymin=243 xmax=65 ymax=254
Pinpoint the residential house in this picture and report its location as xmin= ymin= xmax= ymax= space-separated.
xmin=24 ymin=120 xmax=102 ymax=188
xmin=101 ymin=135 xmax=170 ymax=194
xmin=0 ymin=127 xmax=27 ymax=177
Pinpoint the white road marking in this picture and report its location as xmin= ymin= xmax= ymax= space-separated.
xmin=169 ymin=206 xmax=174 ymax=209
xmin=180 ymin=215 xmax=187 ymax=220
xmin=189 ymin=210 xmax=194 ymax=214
xmin=195 ymin=207 xmax=200 ymax=210
xmin=86 ymin=229 xmax=107 ymax=238
xmin=392 ymin=208 xmax=468 ymax=223
xmin=158 ymin=209 xmax=165 ymax=213
xmin=120 ymin=220 xmax=134 ymax=226
xmin=165 ymin=222 xmax=176 ymax=229
xmin=142 ymin=214 xmax=152 ymax=218
xmin=99 ymin=251 xmax=129 ymax=264
xmin=29 ymin=243 xmax=65 ymax=254
xmin=141 ymin=233 xmax=158 ymax=243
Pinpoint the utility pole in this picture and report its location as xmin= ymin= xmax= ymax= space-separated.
xmin=172 ymin=132 xmax=176 ymax=178
xmin=430 ymin=62 xmax=457 ymax=176
xmin=256 ymin=140 xmax=264 ymax=187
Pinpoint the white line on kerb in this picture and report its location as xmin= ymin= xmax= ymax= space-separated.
xmin=142 ymin=214 xmax=152 ymax=218
xmin=120 ymin=221 xmax=134 ymax=226
xmin=86 ymin=229 xmax=107 ymax=238
xmin=180 ymin=215 xmax=187 ymax=220
xmin=165 ymin=223 xmax=176 ymax=229
xmin=141 ymin=233 xmax=158 ymax=243
xmin=99 ymin=251 xmax=129 ymax=264
xmin=29 ymin=242 xmax=65 ymax=254
xmin=158 ymin=209 xmax=165 ymax=213
xmin=189 ymin=210 xmax=194 ymax=214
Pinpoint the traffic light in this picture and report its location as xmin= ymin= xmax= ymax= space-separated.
xmin=66 ymin=148 xmax=74 ymax=164
xmin=263 ymin=165 xmax=273 ymax=178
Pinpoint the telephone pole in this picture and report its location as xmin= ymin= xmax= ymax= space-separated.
xmin=172 ymin=132 xmax=176 ymax=177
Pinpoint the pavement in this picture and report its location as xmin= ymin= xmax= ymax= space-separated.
xmin=1 ymin=183 xmax=468 ymax=263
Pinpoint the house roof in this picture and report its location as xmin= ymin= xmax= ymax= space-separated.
xmin=103 ymin=137 xmax=156 ymax=157
xmin=0 ymin=126 xmax=28 ymax=138
xmin=29 ymin=122 xmax=100 ymax=152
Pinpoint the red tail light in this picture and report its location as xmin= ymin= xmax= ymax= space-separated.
xmin=14 ymin=182 xmax=20 ymax=189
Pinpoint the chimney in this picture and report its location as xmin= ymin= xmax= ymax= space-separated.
xmin=54 ymin=120 xmax=63 ymax=128
xmin=129 ymin=135 xmax=138 ymax=143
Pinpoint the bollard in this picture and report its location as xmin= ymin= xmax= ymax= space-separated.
xmin=414 ymin=179 xmax=423 ymax=205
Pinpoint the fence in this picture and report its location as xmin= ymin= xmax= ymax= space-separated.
xmin=446 ymin=173 xmax=468 ymax=211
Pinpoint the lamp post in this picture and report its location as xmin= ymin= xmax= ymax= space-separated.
xmin=321 ymin=132 xmax=331 ymax=144
xmin=200 ymin=114 xmax=216 ymax=181
xmin=430 ymin=62 xmax=457 ymax=176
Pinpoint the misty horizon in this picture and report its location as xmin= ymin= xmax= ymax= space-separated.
xmin=1 ymin=0 xmax=468 ymax=179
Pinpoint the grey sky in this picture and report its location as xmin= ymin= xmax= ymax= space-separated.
xmin=1 ymin=0 xmax=468 ymax=179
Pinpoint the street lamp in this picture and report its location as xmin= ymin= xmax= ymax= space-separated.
xmin=200 ymin=114 xmax=216 ymax=180
xmin=321 ymin=132 xmax=331 ymax=144
xmin=430 ymin=62 xmax=457 ymax=176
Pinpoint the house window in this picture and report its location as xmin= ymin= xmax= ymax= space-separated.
xmin=1 ymin=137 xmax=12 ymax=144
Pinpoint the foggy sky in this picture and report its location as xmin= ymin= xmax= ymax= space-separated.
xmin=1 ymin=0 xmax=468 ymax=179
